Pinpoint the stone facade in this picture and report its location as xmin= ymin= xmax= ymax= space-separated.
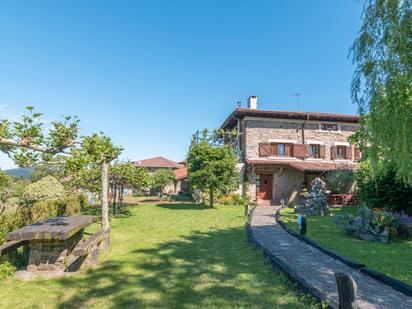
xmin=244 ymin=119 xmax=358 ymax=161
xmin=241 ymin=118 xmax=359 ymax=202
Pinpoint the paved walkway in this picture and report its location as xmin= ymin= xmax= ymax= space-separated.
xmin=250 ymin=205 xmax=412 ymax=309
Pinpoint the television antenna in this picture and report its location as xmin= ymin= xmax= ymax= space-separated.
xmin=291 ymin=93 xmax=301 ymax=111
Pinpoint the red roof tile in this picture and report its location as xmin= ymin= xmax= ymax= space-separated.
xmin=134 ymin=156 xmax=184 ymax=169
xmin=246 ymin=159 xmax=356 ymax=172
xmin=221 ymin=108 xmax=360 ymax=129
xmin=173 ymin=167 xmax=187 ymax=180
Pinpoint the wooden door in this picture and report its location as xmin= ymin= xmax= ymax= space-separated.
xmin=258 ymin=174 xmax=273 ymax=200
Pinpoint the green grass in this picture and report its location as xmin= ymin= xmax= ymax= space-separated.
xmin=280 ymin=207 xmax=412 ymax=285
xmin=0 ymin=203 xmax=316 ymax=308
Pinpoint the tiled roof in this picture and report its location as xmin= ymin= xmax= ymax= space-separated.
xmin=246 ymin=159 xmax=356 ymax=172
xmin=221 ymin=108 xmax=360 ymax=129
xmin=134 ymin=156 xmax=184 ymax=169
xmin=173 ymin=167 xmax=187 ymax=180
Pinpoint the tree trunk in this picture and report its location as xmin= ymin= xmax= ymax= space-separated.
xmin=101 ymin=160 xmax=109 ymax=230
xmin=120 ymin=185 xmax=124 ymax=207
xmin=112 ymin=184 xmax=117 ymax=214
xmin=209 ymin=188 xmax=214 ymax=208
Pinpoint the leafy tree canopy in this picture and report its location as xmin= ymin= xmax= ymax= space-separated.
xmin=0 ymin=107 xmax=122 ymax=232
xmin=187 ymin=132 xmax=239 ymax=207
xmin=110 ymin=161 xmax=151 ymax=191
xmin=151 ymin=168 xmax=175 ymax=193
xmin=351 ymin=0 xmax=412 ymax=185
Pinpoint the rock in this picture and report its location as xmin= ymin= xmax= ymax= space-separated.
xmin=15 ymin=270 xmax=36 ymax=281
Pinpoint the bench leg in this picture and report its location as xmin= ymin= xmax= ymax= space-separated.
xmin=99 ymin=228 xmax=110 ymax=251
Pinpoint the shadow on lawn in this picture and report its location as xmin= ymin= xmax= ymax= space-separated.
xmin=55 ymin=227 xmax=306 ymax=308
xmin=156 ymin=203 xmax=211 ymax=210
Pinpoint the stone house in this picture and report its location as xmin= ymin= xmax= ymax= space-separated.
xmin=133 ymin=156 xmax=189 ymax=194
xmin=220 ymin=96 xmax=360 ymax=204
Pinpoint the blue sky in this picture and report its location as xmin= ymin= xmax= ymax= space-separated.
xmin=0 ymin=0 xmax=363 ymax=169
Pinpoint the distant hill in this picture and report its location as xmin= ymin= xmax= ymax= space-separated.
xmin=5 ymin=167 xmax=33 ymax=179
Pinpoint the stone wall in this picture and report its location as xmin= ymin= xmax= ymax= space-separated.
xmin=273 ymin=168 xmax=305 ymax=202
xmin=247 ymin=166 xmax=305 ymax=202
xmin=244 ymin=119 xmax=358 ymax=161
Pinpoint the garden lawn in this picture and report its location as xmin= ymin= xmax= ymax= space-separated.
xmin=280 ymin=207 xmax=412 ymax=285
xmin=0 ymin=203 xmax=315 ymax=308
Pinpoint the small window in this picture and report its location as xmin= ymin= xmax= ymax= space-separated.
xmin=309 ymin=144 xmax=320 ymax=158
xmin=277 ymin=144 xmax=285 ymax=156
xmin=336 ymin=146 xmax=347 ymax=158
xmin=321 ymin=123 xmax=338 ymax=131
xmin=271 ymin=143 xmax=293 ymax=157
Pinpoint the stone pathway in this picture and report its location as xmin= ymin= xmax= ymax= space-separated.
xmin=250 ymin=205 xmax=412 ymax=309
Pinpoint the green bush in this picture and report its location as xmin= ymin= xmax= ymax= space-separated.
xmin=0 ymin=214 xmax=20 ymax=245
xmin=28 ymin=194 xmax=84 ymax=223
xmin=30 ymin=200 xmax=61 ymax=223
xmin=355 ymin=161 xmax=412 ymax=213
xmin=21 ymin=176 xmax=65 ymax=205
xmin=0 ymin=262 xmax=16 ymax=279
xmin=0 ymin=193 xmax=86 ymax=244
xmin=334 ymin=206 xmax=412 ymax=242
xmin=78 ymin=192 xmax=89 ymax=210
xmin=218 ymin=193 xmax=248 ymax=206
xmin=326 ymin=169 xmax=354 ymax=194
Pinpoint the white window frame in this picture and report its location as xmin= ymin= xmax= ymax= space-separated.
xmin=318 ymin=123 xmax=341 ymax=133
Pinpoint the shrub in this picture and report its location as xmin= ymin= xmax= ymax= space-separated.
xmin=355 ymin=161 xmax=412 ymax=213
xmin=28 ymin=194 xmax=84 ymax=223
xmin=303 ymin=178 xmax=329 ymax=215
xmin=334 ymin=205 xmax=412 ymax=242
xmin=0 ymin=214 xmax=20 ymax=245
xmin=78 ymin=192 xmax=89 ymax=210
xmin=0 ymin=262 xmax=16 ymax=279
xmin=326 ymin=169 xmax=354 ymax=194
xmin=21 ymin=176 xmax=65 ymax=205
xmin=0 ymin=193 xmax=86 ymax=244
xmin=30 ymin=200 xmax=61 ymax=223
xmin=218 ymin=193 xmax=248 ymax=206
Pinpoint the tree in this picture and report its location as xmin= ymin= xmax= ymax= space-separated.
xmin=0 ymin=107 xmax=122 ymax=237
xmin=0 ymin=170 xmax=12 ymax=215
xmin=109 ymin=161 xmax=151 ymax=213
xmin=187 ymin=130 xmax=239 ymax=208
xmin=151 ymin=168 xmax=175 ymax=195
xmin=351 ymin=0 xmax=412 ymax=185
xmin=326 ymin=169 xmax=354 ymax=194
xmin=65 ymin=133 xmax=122 ymax=229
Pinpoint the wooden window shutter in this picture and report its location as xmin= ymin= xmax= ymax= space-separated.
xmin=319 ymin=145 xmax=326 ymax=159
xmin=271 ymin=143 xmax=277 ymax=156
xmin=331 ymin=145 xmax=337 ymax=160
xmin=285 ymin=144 xmax=293 ymax=157
xmin=346 ymin=146 xmax=353 ymax=160
xmin=293 ymin=144 xmax=309 ymax=159
xmin=259 ymin=143 xmax=271 ymax=157
xmin=354 ymin=147 xmax=362 ymax=161
xmin=293 ymin=144 xmax=303 ymax=158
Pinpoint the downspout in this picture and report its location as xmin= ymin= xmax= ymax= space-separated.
xmin=301 ymin=114 xmax=310 ymax=152
xmin=302 ymin=114 xmax=310 ymax=189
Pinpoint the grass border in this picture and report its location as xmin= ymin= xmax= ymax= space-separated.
xmin=276 ymin=208 xmax=412 ymax=297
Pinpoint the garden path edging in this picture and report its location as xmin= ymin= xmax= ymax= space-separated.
xmin=276 ymin=209 xmax=412 ymax=297
xmin=246 ymin=206 xmax=332 ymax=307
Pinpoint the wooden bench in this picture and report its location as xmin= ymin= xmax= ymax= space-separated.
xmin=0 ymin=240 xmax=28 ymax=262
xmin=66 ymin=229 xmax=108 ymax=272
xmin=72 ymin=229 xmax=104 ymax=257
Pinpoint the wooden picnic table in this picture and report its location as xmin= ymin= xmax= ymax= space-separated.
xmin=5 ymin=215 xmax=97 ymax=272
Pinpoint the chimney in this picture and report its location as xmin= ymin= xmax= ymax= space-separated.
xmin=247 ymin=96 xmax=257 ymax=109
